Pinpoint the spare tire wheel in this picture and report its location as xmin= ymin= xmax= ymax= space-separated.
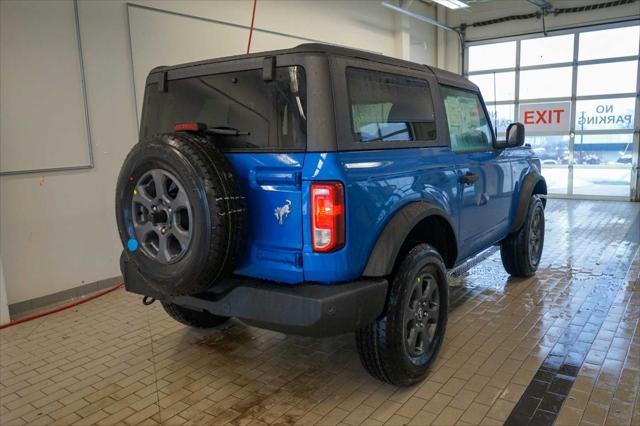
xmin=115 ymin=133 xmax=246 ymax=296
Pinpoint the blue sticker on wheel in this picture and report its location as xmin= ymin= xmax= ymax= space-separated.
xmin=127 ymin=238 xmax=139 ymax=252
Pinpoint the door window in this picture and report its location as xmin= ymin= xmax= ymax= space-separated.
xmin=441 ymin=86 xmax=494 ymax=152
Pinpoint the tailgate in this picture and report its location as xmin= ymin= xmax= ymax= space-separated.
xmin=226 ymin=153 xmax=306 ymax=283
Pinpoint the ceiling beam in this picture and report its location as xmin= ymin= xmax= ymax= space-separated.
xmin=526 ymin=0 xmax=554 ymax=10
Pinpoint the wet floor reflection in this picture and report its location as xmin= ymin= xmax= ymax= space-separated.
xmin=1 ymin=199 xmax=639 ymax=425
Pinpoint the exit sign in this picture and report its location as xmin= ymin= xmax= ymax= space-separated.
xmin=519 ymin=102 xmax=571 ymax=135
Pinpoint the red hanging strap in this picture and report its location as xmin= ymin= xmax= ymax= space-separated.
xmin=246 ymin=0 xmax=258 ymax=54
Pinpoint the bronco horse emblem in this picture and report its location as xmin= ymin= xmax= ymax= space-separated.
xmin=274 ymin=200 xmax=292 ymax=225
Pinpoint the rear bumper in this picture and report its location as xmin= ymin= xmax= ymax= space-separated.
xmin=121 ymin=253 xmax=388 ymax=337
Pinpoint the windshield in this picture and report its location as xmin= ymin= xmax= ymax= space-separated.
xmin=140 ymin=66 xmax=307 ymax=151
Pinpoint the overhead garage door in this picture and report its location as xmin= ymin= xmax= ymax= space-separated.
xmin=465 ymin=23 xmax=639 ymax=200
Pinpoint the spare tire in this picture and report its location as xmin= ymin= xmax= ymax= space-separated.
xmin=115 ymin=133 xmax=246 ymax=296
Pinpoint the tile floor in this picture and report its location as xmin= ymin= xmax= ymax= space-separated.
xmin=1 ymin=199 xmax=639 ymax=426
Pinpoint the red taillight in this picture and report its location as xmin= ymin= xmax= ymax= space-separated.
xmin=311 ymin=182 xmax=345 ymax=252
xmin=174 ymin=122 xmax=207 ymax=132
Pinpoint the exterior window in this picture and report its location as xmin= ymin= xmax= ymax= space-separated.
xmin=520 ymin=34 xmax=574 ymax=66
xmin=577 ymin=61 xmax=638 ymax=96
xmin=141 ymin=66 xmax=307 ymax=151
xmin=519 ymin=67 xmax=573 ymax=100
xmin=468 ymin=72 xmax=516 ymax=102
xmin=579 ymin=25 xmax=640 ymax=60
xmin=468 ymin=41 xmax=516 ymax=72
xmin=346 ymin=68 xmax=436 ymax=143
xmin=487 ymin=104 xmax=515 ymax=135
xmin=441 ymin=86 xmax=493 ymax=152
xmin=573 ymin=134 xmax=633 ymax=166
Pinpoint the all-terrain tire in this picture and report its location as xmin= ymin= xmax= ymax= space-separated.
xmin=355 ymin=244 xmax=448 ymax=386
xmin=115 ymin=133 xmax=246 ymax=296
xmin=500 ymin=195 xmax=545 ymax=278
xmin=162 ymin=302 xmax=229 ymax=328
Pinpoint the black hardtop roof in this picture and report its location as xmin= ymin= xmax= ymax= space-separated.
xmin=150 ymin=43 xmax=476 ymax=90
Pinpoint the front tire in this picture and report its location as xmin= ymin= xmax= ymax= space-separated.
xmin=162 ymin=302 xmax=229 ymax=329
xmin=500 ymin=195 xmax=545 ymax=277
xmin=356 ymin=244 xmax=448 ymax=386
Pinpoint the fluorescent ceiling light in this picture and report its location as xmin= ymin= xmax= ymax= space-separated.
xmin=430 ymin=0 xmax=469 ymax=9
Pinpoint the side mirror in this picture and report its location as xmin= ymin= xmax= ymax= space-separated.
xmin=505 ymin=122 xmax=525 ymax=147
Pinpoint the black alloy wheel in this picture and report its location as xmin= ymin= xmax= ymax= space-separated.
xmin=132 ymin=169 xmax=193 ymax=264
xmin=404 ymin=272 xmax=440 ymax=359
xmin=528 ymin=203 xmax=544 ymax=267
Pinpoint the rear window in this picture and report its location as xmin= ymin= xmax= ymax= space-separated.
xmin=346 ymin=67 xmax=436 ymax=144
xmin=140 ymin=66 xmax=307 ymax=151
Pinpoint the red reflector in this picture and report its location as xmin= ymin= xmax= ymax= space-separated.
xmin=311 ymin=182 xmax=345 ymax=253
xmin=174 ymin=122 xmax=207 ymax=132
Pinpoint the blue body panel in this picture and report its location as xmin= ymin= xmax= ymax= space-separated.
xmin=226 ymin=153 xmax=306 ymax=283
xmin=454 ymin=150 xmax=514 ymax=260
xmin=226 ymin=146 xmax=537 ymax=285
xmin=301 ymin=148 xmax=460 ymax=283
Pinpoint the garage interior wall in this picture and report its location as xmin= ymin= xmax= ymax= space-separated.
xmin=0 ymin=0 xmax=436 ymax=311
xmin=1 ymin=0 xmax=637 ymax=314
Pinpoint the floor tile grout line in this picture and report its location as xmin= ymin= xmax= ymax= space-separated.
xmin=506 ymin=283 xmax=620 ymax=425
xmin=144 ymin=306 xmax=162 ymax=425
xmin=585 ymin=278 xmax=635 ymax=426
xmin=599 ymin=257 xmax=640 ymax=425
xmin=612 ymin=287 xmax=638 ymax=422
xmin=448 ymin=267 xmax=573 ymax=361
xmin=504 ymin=245 xmax=640 ymax=426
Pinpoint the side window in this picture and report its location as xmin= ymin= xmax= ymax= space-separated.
xmin=440 ymin=85 xmax=494 ymax=152
xmin=346 ymin=67 xmax=437 ymax=143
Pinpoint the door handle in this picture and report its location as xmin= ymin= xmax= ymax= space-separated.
xmin=460 ymin=173 xmax=480 ymax=185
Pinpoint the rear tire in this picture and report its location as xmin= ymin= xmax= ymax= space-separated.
xmin=355 ymin=244 xmax=448 ymax=386
xmin=162 ymin=302 xmax=229 ymax=329
xmin=500 ymin=195 xmax=545 ymax=277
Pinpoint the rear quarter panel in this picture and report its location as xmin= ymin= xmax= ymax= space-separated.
xmin=301 ymin=149 xmax=460 ymax=283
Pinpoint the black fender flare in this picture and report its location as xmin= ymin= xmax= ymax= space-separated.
xmin=362 ymin=201 xmax=457 ymax=277
xmin=510 ymin=171 xmax=547 ymax=233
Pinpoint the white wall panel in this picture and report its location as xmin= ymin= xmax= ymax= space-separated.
xmin=128 ymin=5 xmax=312 ymax=120
xmin=0 ymin=0 xmax=400 ymax=306
xmin=0 ymin=0 xmax=91 ymax=174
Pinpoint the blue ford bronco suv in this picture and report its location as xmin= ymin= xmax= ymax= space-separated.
xmin=116 ymin=43 xmax=547 ymax=385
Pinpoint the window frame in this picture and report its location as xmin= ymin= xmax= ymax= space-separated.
xmin=439 ymin=84 xmax=497 ymax=154
xmin=329 ymin=55 xmax=449 ymax=151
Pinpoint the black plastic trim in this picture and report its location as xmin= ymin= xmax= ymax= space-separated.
xmin=362 ymin=202 xmax=458 ymax=277
xmin=121 ymin=252 xmax=387 ymax=337
xmin=511 ymin=171 xmax=547 ymax=233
